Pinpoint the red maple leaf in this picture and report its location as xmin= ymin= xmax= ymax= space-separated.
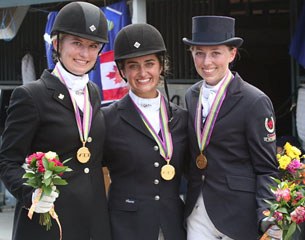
xmin=106 ymin=65 xmax=123 ymax=84
xmin=267 ymin=119 xmax=273 ymax=130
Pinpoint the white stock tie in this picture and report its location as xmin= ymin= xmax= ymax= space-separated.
xmin=201 ymin=87 xmax=216 ymax=122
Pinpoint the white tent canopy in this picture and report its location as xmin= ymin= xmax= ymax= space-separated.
xmin=0 ymin=0 xmax=70 ymax=8
xmin=0 ymin=1 xmax=69 ymax=40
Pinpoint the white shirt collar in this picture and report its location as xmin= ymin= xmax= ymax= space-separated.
xmin=202 ymin=75 xmax=226 ymax=93
xmin=129 ymin=90 xmax=160 ymax=112
xmin=55 ymin=62 xmax=89 ymax=93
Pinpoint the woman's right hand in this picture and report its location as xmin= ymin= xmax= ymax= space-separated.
xmin=32 ymin=187 xmax=59 ymax=213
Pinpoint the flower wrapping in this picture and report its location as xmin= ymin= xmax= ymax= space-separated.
xmin=263 ymin=142 xmax=305 ymax=240
xmin=23 ymin=151 xmax=72 ymax=238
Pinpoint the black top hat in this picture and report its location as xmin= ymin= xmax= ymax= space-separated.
xmin=182 ymin=16 xmax=243 ymax=47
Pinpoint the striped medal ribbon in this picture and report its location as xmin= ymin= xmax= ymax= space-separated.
xmin=52 ymin=66 xmax=93 ymax=163
xmin=195 ymin=70 xmax=234 ymax=169
xmin=132 ymin=95 xmax=175 ymax=180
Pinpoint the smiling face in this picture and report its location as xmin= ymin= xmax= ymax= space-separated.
xmin=121 ymin=54 xmax=162 ymax=98
xmin=191 ymin=45 xmax=237 ymax=86
xmin=53 ymin=34 xmax=102 ymax=75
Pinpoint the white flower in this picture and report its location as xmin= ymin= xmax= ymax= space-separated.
xmin=45 ymin=151 xmax=57 ymax=160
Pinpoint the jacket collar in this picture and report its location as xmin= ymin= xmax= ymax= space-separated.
xmin=117 ymin=94 xmax=179 ymax=140
xmin=41 ymin=70 xmax=101 ymax=114
xmin=189 ymin=72 xmax=243 ymax=121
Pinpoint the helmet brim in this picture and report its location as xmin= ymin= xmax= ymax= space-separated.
xmin=115 ymin=49 xmax=165 ymax=61
xmin=56 ymin=30 xmax=108 ymax=44
xmin=182 ymin=37 xmax=243 ymax=47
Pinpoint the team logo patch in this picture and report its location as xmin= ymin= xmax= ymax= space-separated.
xmin=134 ymin=41 xmax=141 ymax=48
xmin=89 ymin=25 xmax=96 ymax=32
xmin=58 ymin=93 xmax=64 ymax=100
xmin=265 ymin=116 xmax=275 ymax=133
xmin=264 ymin=133 xmax=276 ymax=142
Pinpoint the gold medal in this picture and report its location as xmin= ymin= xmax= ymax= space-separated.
xmin=196 ymin=153 xmax=207 ymax=169
xmin=161 ymin=163 xmax=175 ymax=180
xmin=77 ymin=142 xmax=91 ymax=163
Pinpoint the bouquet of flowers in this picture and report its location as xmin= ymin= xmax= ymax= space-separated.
xmin=23 ymin=151 xmax=72 ymax=234
xmin=263 ymin=142 xmax=305 ymax=240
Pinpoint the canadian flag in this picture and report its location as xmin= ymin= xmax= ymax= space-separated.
xmin=100 ymin=50 xmax=129 ymax=104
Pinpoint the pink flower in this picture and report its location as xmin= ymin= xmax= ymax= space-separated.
xmin=286 ymin=159 xmax=302 ymax=174
xmin=26 ymin=152 xmax=45 ymax=164
xmin=295 ymin=191 xmax=303 ymax=201
xmin=291 ymin=206 xmax=305 ymax=224
xmin=274 ymin=188 xmax=291 ymax=202
xmin=273 ymin=211 xmax=283 ymax=221
xmin=36 ymin=158 xmax=45 ymax=173
xmin=292 ymin=191 xmax=304 ymax=206
xmin=52 ymin=159 xmax=63 ymax=167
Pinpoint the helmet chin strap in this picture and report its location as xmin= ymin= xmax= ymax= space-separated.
xmin=57 ymin=58 xmax=84 ymax=77
xmin=159 ymin=52 xmax=173 ymax=122
xmin=115 ymin=60 xmax=127 ymax=82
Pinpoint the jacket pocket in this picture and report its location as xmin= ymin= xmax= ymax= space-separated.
xmin=109 ymin=197 xmax=138 ymax=212
xmin=226 ymin=175 xmax=256 ymax=193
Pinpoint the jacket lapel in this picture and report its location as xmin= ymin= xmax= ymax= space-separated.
xmin=87 ymin=81 xmax=101 ymax=116
xmin=42 ymin=70 xmax=74 ymax=111
xmin=217 ymin=73 xmax=243 ymax=120
xmin=42 ymin=70 xmax=102 ymax=115
xmin=167 ymin=101 xmax=179 ymax=131
xmin=117 ymin=95 xmax=156 ymax=141
xmin=189 ymin=81 xmax=203 ymax=125
xmin=188 ymin=75 xmax=243 ymax=124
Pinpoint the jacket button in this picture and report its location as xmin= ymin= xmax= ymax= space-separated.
xmin=84 ymin=168 xmax=90 ymax=174
xmin=154 ymin=195 xmax=160 ymax=201
xmin=154 ymin=162 xmax=159 ymax=167
xmin=153 ymin=145 xmax=159 ymax=151
xmin=87 ymin=137 xmax=92 ymax=142
xmin=154 ymin=179 xmax=159 ymax=185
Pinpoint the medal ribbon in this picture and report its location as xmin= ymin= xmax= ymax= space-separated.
xmin=52 ymin=66 xmax=92 ymax=145
xmin=132 ymin=95 xmax=173 ymax=162
xmin=195 ymin=70 xmax=233 ymax=152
